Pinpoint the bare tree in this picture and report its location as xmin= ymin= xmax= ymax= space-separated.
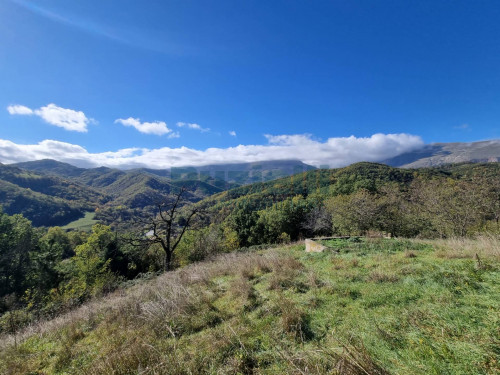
xmin=128 ymin=186 xmax=200 ymax=271
xmin=302 ymin=206 xmax=332 ymax=237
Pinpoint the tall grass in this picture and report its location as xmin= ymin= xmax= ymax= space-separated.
xmin=1 ymin=239 xmax=498 ymax=374
xmin=434 ymin=234 xmax=500 ymax=259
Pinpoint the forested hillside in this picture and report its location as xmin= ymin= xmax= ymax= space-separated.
xmin=0 ymin=162 xmax=224 ymax=228
xmin=196 ymin=162 xmax=500 ymax=245
xmin=3 ymin=159 xmax=314 ymax=228
xmin=2 ymin=160 xmax=499 ymax=234
xmin=0 ymin=164 xmax=106 ymax=226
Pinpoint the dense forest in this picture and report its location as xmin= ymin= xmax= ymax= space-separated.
xmin=200 ymin=162 xmax=500 ymax=243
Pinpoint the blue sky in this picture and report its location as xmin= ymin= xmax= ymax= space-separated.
xmin=0 ymin=0 xmax=499 ymax=168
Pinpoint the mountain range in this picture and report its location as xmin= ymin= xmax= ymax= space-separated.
xmin=0 ymin=159 xmax=313 ymax=227
xmin=1 ymin=139 xmax=499 ymax=227
xmin=383 ymin=140 xmax=500 ymax=168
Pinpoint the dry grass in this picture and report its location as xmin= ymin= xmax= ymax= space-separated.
xmin=306 ymin=270 xmax=324 ymax=289
xmin=0 ymin=250 xmax=282 ymax=350
xmin=268 ymin=256 xmax=305 ymax=290
xmin=275 ymin=298 xmax=312 ymax=342
xmin=404 ymin=250 xmax=417 ymax=258
xmin=434 ymin=234 xmax=500 ymax=259
xmin=332 ymin=258 xmax=351 ymax=270
xmin=268 ymin=337 xmax=391 ymax=375
xmin=367 ymin=271 xmax=399 ymax=283
xmin=351 ymin=257 xmax=360 ymax=267
xmin=332 ymin=342 xmax=391 ymax=375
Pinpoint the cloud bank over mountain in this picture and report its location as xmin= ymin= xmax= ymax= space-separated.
xmin=0 ymin=133 xmax=424 ymax=169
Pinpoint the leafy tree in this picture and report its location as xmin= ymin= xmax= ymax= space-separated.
xmin=482 ymin=176 xmax=500 ymax=231
xmin=27 ymin=227 xmax=71 ymax=308
xmin=176 ymin=223 xmax=238 ymax=266
xmin=415 ymin=178 xmax=486 ymax=237
xmin=254 ymin=195 xmax=312 ymax=243
xmin=327 ymin=190 xmax=383 ymax=235
xmin=302 ymin=205 xmax=332 ymax=237
xmin=63 ymin=224 xmax=116 ymax=302
xmin=227 ymin=200 xmax=260 ymax=247
xmin=375 ymin=183 xmax=424 ymax=237
xmin=0 ymin=211 xmax=37 ymax=305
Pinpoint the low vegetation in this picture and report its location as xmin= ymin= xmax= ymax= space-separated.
xmin=1 ymin=237 xmax=498 ymax=374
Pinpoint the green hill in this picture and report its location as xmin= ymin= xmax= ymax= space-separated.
xmin=13 ymin=159 xmax=85 ymax=177
xmin=1 ymin=237 xmax=498 ymax=374
xmin=0 ymin=179 xmax=84 ymax=226
xmin=5 ymin=160 xmax=500 ymax=229
xmin=101 ymin=172 xmax=218 ymax=208
xmin=0 ymin=164 xmax=108 ymax=226
xmin=0 ymin=164 xmax=106 ymax=204
xmin=196 ymin=162 xmax=418 ymax=212
xmin=13 ymin=160 xmax=128 ymax=188
xmin=14 ymin=159 xmax=315 ymax=187
xmin=198 ymin=161 xmax=500 ymax=211
xmin=2 ymin=162 xmax=225 ymax=227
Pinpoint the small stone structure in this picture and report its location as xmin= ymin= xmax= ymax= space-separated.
xmin=304 ymin=236 xmax=353 ymax=253
xmin=305 ymin=239 xmax=327 ymax=253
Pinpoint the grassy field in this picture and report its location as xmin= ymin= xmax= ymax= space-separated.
xmin=1 ymin=237 xmax=499 ymax=374
xmin=61 ymin=211 xmax=99 ymax=231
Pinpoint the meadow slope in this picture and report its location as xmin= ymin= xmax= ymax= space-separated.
xmin=0 ymin=237 xmax=499 ymax=374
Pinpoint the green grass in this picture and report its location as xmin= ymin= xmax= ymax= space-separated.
xmin=61 ymin=211 xmax=99 ymax=231
xmin=1 ymin=238 xmax=499 ymax=374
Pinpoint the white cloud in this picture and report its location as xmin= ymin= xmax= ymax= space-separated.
xmin=168 ymin=131 xmax=181 ymax=139
xmin=7 ymin=105 xmax=33 ymax=115
xmin=177 ymin=122 xmax=210 ymax=132
xmin=115 ymin=117 xmax=173 ymax=136
xmin=7 ymin=103 xmax=93 ymax=132
xmin=229 ymin=130 xmax=237 ymax=137
xmin=34 ymin=104 xmax=93 ymax=132
xmin=0 ymin=133 xmax=424 ymax=169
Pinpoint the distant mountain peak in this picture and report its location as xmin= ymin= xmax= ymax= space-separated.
xmin=383 ymin=139 xmax=500 ymax=168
